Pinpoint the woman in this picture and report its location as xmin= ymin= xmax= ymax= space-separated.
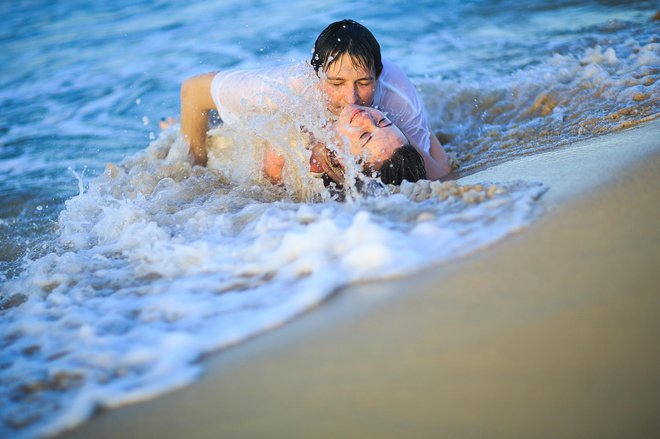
xmin=310 ymin=103 xmax=426 ymax=186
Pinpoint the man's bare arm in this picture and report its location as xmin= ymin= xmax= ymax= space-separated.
xmin=180 ymin=72 xmax=216 ymax=166
xmin=424 ymin=130 xmax=452 ymax=180
xmin=404 ymin=129 xmax=451 ymax=181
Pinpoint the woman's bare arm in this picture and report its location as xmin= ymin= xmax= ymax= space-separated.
xmin=180 ymin=72 xmax=216 ymax=166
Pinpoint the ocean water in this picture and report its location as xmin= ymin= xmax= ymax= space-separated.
xmin=0 ymin=0 xmax=658 ymax=437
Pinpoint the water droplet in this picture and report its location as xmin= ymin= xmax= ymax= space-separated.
xmin=36 ymin=205 xmax=43 ymax=211
xmin=135 ymin=98 xmax=141 ymax=105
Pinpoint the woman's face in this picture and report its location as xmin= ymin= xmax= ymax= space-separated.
xmin=334 ymin=104 xmax=407 ymax=169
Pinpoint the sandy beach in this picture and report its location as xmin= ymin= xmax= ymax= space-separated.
xmin=61 ymin=119 xmax=660 ymax=438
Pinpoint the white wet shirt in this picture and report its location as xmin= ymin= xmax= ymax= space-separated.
xmin=210 ymin=59 xmax=432 ymax=152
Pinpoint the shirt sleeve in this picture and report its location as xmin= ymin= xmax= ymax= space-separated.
xmin=375 ymin=60 xmax=431 ymax=153
xmin=210 ymin=64 xmax=313 ymax=125
xmin=210 ymin=68 xmax=269 ymax=125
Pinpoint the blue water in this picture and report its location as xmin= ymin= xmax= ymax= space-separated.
xmin=1 ymin=1 xmax=658 ymax=437
xmin=1 ymin=0 xmax=657 ymax=278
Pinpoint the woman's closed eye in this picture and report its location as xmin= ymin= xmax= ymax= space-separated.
xmin=377 ymin=118 xmax=392 ymax=127
xmin=360 ymin=131 xmax=373 ymax=145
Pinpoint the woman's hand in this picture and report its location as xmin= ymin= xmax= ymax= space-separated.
xmin=310 ymin=141 xmax=344 ymax=184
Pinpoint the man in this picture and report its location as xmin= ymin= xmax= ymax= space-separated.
xmin=180 ymin=19 xmax=451 ymax=183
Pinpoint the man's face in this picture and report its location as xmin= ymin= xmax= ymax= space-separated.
xmin=321 ymin=53 xmax=377 ymax=116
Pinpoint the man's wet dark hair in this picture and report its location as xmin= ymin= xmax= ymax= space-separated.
xmin=311 ymin=19 xmax=383 ymax=78
xmin=377 ymin=145 xmax=427 ymax=185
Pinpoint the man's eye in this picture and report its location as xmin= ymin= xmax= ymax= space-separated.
xmin=377 ymin=118 xmax=392 ymax=127
xmin=360 ymin=132 xmax=369 ymax=140
xmin=358 ymin=81 xmax=372 ymax=87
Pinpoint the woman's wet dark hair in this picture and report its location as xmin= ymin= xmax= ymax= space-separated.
xmin=377 ymin=144 xmax=426 ymax=185
xmin=311 ymin=19 xmax=383 ymax=78
xmin=320 ymin=144 xmax=426 ymax=193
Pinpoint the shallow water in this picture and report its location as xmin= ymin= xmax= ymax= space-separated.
xmin=0 ymin=1 xmax=658 ymax=437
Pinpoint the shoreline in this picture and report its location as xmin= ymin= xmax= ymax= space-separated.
xmin=61 ymin=120 xmax=660 ymax=438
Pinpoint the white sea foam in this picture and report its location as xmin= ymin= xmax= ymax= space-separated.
xmin=420 ymin=39 xmax=659 ymax=173
xmin=0 ymin=128 xmax=545 ymax=438
xmin=2 ymin=1 xmax=656 ymax=437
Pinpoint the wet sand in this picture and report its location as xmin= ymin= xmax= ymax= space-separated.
xmin=62 ymin=120 xmax=660 ymax=438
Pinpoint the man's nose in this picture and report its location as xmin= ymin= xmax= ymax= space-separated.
xmin=344 ymin=85 xmax=359 ymax=104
